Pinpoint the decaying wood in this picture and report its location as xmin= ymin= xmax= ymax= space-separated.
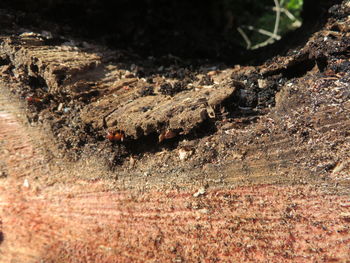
xmin=0 ymin=1 xmax=350 ymax=262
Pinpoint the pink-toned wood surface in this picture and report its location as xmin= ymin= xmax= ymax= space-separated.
xmin=1 ymin=110 xmax=350 ymax=262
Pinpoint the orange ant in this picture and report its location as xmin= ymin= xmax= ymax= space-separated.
xmin=26 ymin=96 xmax=43 ymax=104
xmin=106 ymin=129 xmax=125 ymax=142
xmin=158 ymin=129 xmax=177 ymax=143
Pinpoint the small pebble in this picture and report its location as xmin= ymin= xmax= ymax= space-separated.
xmin=23 ymin=178 xmax=30 ymax=188
xmin=57 ymin=103 xmax=63 ymax=112
xmin=193 ymin=187 xmax=206 ymax=197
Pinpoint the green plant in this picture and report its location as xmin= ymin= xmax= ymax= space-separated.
xmin=231 ymin=0 xmax=304 ymax=49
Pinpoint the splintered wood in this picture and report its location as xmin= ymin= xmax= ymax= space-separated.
xmin=0 ymin=36 xmax=236 ymax=140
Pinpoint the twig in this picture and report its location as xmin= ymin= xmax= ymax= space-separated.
xmin=237 ymin=0 xmax=300 ymax=50
xmin=272 ymin=0 xmax=281 ymax=37
xmin=251 ymin=0 xmax=282 ymax=49
xmin=273 ymin=6 xmax=300 ymax=23
xmin=246 ymin=26 xmax=281 ymax=40
xmin=237 ymin=27 xmax=251 ymax=49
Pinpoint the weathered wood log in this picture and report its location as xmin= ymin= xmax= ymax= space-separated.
xmin=0 ymin=1 xmax=350 ymax=262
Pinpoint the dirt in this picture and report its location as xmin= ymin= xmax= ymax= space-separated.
xmin=0 ymin=1 xmax=350 ymax=262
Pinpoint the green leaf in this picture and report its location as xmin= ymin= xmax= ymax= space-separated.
xmin=286 ymin=0 xmax=303 ymax=10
